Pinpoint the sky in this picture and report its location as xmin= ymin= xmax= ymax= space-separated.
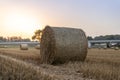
xmin=0 ymin=0 xmax=120 ymax=39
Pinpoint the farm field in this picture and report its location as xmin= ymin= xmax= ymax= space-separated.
xmin=0 ymin=48 xmax=120 ymax=80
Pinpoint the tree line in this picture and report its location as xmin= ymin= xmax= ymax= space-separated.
xmin=87 ymin=35 xmax=120 ymax=40
xmin=31 ymin=29 xmax=120 ymax=41
xmin=0 ymin=36 xmax=30 ymax=42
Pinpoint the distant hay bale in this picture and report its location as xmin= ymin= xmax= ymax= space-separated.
xmin=114 ymin=47 xmax=119 ymax=50
xmin=35 ymin=44 xmax=40 ymax=49
xmin=40 ymin=26 xmax=88 ymax=64
xmin=103 ymin=46 xmax=107 ymax=49
xmin=98 ymin=47 xmax=101 ymax=49
xmin=20 ymin=44 xmax=28 ymax=50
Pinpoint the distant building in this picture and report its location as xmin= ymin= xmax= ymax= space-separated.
xmin=88 ymin=40 xmax=120 ymax=48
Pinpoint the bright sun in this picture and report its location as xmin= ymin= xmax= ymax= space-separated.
xmin=4 ymin=12 xmax=41 ymax=34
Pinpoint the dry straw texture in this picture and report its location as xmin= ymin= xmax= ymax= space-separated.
xmin=20 ymin=44 xmax=28 ymax=50
xmin=0 ymin=54 xmax=59 ymax=80
xmin=40 ymin=26 xmax=88 ymax=64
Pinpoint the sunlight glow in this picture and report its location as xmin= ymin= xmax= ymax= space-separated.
xmin=4 ymin=12 xmax=41 ymax=34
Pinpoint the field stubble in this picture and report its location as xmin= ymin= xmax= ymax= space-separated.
xmin=0 ymin=48 xmax=120 ymax=80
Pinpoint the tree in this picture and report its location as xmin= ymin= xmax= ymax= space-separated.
xmin=32 ymin=29 xmax=42 ymax=41
xmin=0 ymin=36 xmax=7 ymax=42
xmin=0 ymin=36 xmax=3 ymax=41
xmin=94 ymin=35 xmax=120 ymax=40
xmin=87 ymin=36 xmax=93 ymax=40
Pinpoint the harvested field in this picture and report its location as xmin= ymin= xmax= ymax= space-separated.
xmin=0 ymin=48 xmax=40 ymax=64
xmin=0 ymin=48 xmax=120 ymax=80
xmin=0 ymin=54 xmax=56 ymax=80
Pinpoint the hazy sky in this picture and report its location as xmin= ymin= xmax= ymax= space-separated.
xmin=0 ymin=0 xmax=120 ymax=38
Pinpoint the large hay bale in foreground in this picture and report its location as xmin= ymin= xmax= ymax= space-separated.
xmin=20 ymin=44 xmax=28 ymax=50
xmin=40 ymin=26 xmax=88 ymax=64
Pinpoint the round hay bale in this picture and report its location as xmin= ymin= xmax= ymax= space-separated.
xmin=103 ymin=46 xmax=107 ymax=49
xmin=40 ymin=26 xmax=88 ymax=64
xmin=35 ymin=44 xmax=40 ymax=49
xmin=114 ymin=47 xmax=119 ymax=50
xmin=20 ymin=44 xmax=28 ymax=50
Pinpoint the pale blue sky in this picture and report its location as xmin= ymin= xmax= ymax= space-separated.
xmin=0 ymin=0 xmax=120 ymax=38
